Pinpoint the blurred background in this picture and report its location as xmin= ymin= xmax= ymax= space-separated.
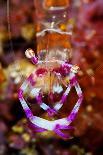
xmin=0 ymin=0 xmax=103 ymax=155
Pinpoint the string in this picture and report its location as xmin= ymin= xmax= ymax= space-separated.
xmin=7 ymin=0 xmax=24 ymax=81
